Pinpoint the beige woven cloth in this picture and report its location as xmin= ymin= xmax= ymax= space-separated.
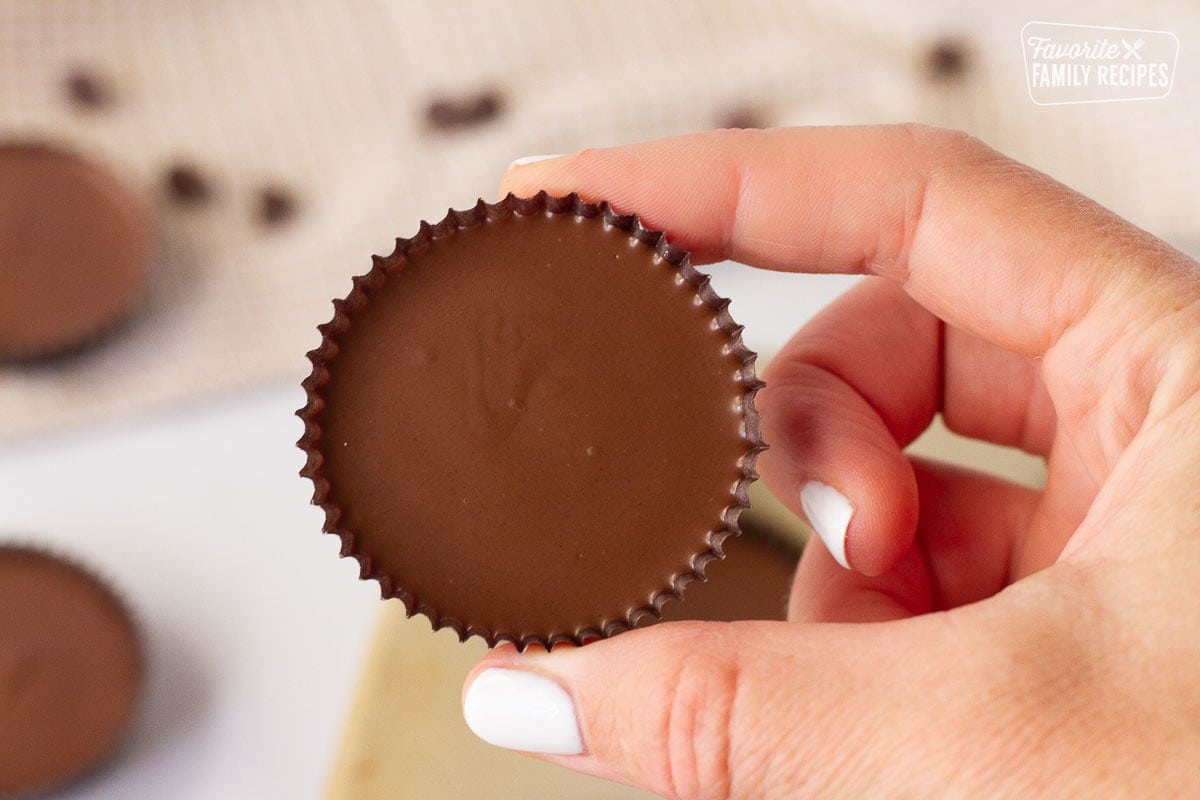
xmin=1 ymin=0 xmax=1198 ymax=440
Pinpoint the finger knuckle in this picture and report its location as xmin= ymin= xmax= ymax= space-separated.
xmin=656 ymin=649 xmax=742 ymax=800
xmin=898 ymin=122 xmax=984 ymax=163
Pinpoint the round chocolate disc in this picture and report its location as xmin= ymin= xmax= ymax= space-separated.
xmin=300 ymin=193 xmax=763 ymax=647
xmin=0 ymin=547 xmax=141 ymax=795
xmin=0 ymin=144 xmax=153 ymax=360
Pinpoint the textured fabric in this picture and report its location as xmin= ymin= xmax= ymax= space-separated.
xmin=1 ymin=0 xmax=1197 ymax=439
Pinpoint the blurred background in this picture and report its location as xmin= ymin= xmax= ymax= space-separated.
xmin=0 ymin=1 xmax=1196 ymax=797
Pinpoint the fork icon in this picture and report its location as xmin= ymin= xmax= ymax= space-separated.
xmin=1122 ymin=38 xmax=1145 ymax=60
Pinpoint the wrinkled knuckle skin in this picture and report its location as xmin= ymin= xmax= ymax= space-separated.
xmin=656 ymin=654 xmax=741 ymax=800
xmin=897 ymin=123 xmax=1004 ymax=182
xmin=900 ymin=122 xmax=981 ymax=157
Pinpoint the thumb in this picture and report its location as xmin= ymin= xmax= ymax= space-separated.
xmin=461 ymin=612 xmax=1025 ymax=799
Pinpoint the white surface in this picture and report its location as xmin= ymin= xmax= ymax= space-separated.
xmin=0 ymin=382 xmax=381 ymax=800
xmin=712 ymin=265 xmax=859 ymax=358
xmin=0 ymin=264 xmax=852 ymax=798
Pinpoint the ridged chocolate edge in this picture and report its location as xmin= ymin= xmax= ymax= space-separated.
xmin=0 ymin=540 xmax=145 ymax=797
xmin=296 ymin=191 xmax=767 ymax=651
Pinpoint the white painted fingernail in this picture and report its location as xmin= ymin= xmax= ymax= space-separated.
xmin=800 ymin=481 xmax=853 ymax=569
xmin=508 ymin=153 xmax=565 ymax=169
xmin=463 ymin=668 xmax=583 ymax=755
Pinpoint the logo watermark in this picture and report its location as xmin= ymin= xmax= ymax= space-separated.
xmin=1022 ymin=22 xmax=1179 ymax=105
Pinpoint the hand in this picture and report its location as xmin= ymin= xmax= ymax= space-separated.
xmin=461 ymin=125 xmax=1200 ymax=798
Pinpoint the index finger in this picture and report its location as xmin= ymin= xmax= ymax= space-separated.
xmin=500 ymin=124 xmax=1183 ymax=360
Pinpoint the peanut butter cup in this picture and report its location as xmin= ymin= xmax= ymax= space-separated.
xmin=658 ymin=515 xmax=800 ymax=623
xmin=0 ymin=546 xmax=141 ymax=796
xmin=299 ymin=193 xmax=764 ymax=648
xmin=0 ymin=144 xmax=153 ymax=360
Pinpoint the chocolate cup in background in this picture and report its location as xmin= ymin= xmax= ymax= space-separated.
xmin=0 ymin=143 xmax=154 ymax=362
xmin=0 ymin=544 xmax=142 ymax=797
xmin=299 ymin=192 xmax=766 ymax=650
xmin=657 ymin=500 xmax=804 ymax=624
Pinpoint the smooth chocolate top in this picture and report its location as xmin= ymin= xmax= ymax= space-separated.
xmin=0 ymin=144 xmax=152 ymax=359
xmin=0 ymin=548 xmax=141 ymax=795
xmin=305 ymin=197 xmax=760 ymax=645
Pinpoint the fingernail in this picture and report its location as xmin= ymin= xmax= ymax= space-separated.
xmin=508 ymin=153 xmax=564 ymax=170
xmin=800 ymin=481 xmax=853 ymax=569
xmin=463 ymin=667 xmax=583 ymax=755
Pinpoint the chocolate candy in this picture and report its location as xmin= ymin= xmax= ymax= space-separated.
xmin=425 ymin=90 xmax=503 ymax=129
xmin=659 ymin=516 xmax=799 ymax=623
xmin=165 ymin=163 xmax=213 ymax=205
xmin=299 ymin=193 xmax=764 ymax=648
xmin=0 ymin=547 xmax=141 ymax=795
xmin=64 ymin=68 xmax=112 ymax=111
xmin=716 ymin=106 xmax=767 ymax=130
xmin=0 ymin=144 xmax=152 ymax=360
xmin=256 ymin=185 xmax=298 ymax=227
xmin=926 ymin=38 xmax=970 ymax=80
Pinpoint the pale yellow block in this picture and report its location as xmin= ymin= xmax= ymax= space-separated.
xmin=325 ymin=603 xmax=654 ymax=800
xmin=908 ymin=415 xmax=1047 ymax=489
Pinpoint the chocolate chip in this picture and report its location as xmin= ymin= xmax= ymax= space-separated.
xmin=257 ymin=186 xmax=297 ymax=227
xmin=164 ymin=164 xmax=212 ymax=205
xmin=426 ymin=90 xmax=503 ymax=130
xmin=64 ymin=68 xmax=112 ymax=110
xmin=717 ymin=106 xmax=766 ymax=130
xmin=926 ymin=39 xmax=969 ymax=80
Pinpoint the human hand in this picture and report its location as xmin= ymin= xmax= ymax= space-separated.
xmin=462 ymin=125 xmax=1200 ymax=798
